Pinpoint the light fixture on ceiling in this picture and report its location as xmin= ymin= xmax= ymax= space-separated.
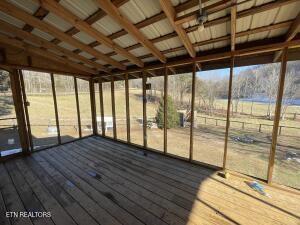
xmin=197 ymin=0 xmax=207 ymax=32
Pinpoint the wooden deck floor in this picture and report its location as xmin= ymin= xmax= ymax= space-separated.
xmin=0 ymin=136 xmax=299 ymax=225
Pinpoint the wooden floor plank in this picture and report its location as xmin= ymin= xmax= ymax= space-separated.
xmin=4 ymin=161 xmax=54 ymax=225
xmin=1 ymin=136 xmax=299 ymax=225
xmin=78 ymin=137 xmax=300 ymax=225
xmin=56 ymin=145 xmax=202 ymax=225
xmin=8 ymin=159 xmax=77 ymax=225
xmin=43 ymin=148 xmax=170 ymax=225
xmin=0 ymin=172 xmax=11 ymax=225
xmin=91 ymin=137 xmax=300 ymax=211
xmin=75 ymin=140 xmax=282 ymax=225
xmin=17 ymin=157 xmax=100 ymax=225
xmin=63 ymin=143 xmax=233 ymax=225
xmin=0 ymin=163 xmax=33 ymax=225
xmin=30 ymin=153 xmax=122 ymax=225
xmin=33 ymin=151 xmax=144 ymax=225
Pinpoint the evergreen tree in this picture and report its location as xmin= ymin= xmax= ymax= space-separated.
xmin=156 ymin=96 xmax=179 ymax=129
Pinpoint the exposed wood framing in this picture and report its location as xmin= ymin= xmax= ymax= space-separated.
xmin=37 ymin=0 xmax=143 ymax=68
xmin=99 ymin=79 xmax=105 ymax=136
xmin=19 ymin=70 xmax=33 ymax=151
xmin=0 ymin=33 xmax=97 ymax=75
xmin=22 ymin=3 xmax=52 ymax=32
xmin=111 ymin=77 xmax=117 ymax=139
xmin=223 ymin=56 xmax=234 ymax=170
xmin=105 ymin=0 xmax=296 ymax=62
xmin=189 ymin=62 xmax=196 ymax=161
xmin=51 ymin=0 xmax=128 ymax=49
xmin=267 ymin=47 xmax=288 ymax=183
xmin=112 ymin=37 xmax=300 ymax=77
xmin=74 ymin=77 xmax=82 ymax=138
xmin=95 ymin=0 xmax=166 ymax=63
xmin=231 ymin=2 xmax=237 ymax=51
xmin=174 ymin=0 xmax=297 ymax=25
xmin=50 ymin=73 xmax=61 ymax=145
xmin=160 ymin=0 xmax=196 ymax=58
xmin=175 ymin=0 xmax=233 ymax=25
xmin=9 ymin=69 xmax=30 ymax=153
xmin=142 ymin=71 xmax=147 ymax=148
xmin=89 ymin=79 xmax=97 ymax=135
xmin=163 ymin=65 xmax=168 ymax=154
xmin=0 ymin=1 xmax=122 ymax=71
xmin=125 ymin=73 xmax=131 ymax=143
xmin=0 ymin=20 xmax=106 ymax=72
xmin=117 ymin=21 xmax=293 ymax=64
xmin=0 ymin=45 xmax=91 ymax=77
xmin=274 ymin=12 xmax=300 ymax=61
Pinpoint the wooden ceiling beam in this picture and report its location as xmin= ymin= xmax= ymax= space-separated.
xmin=95 ymin=0 xmax=166 ymax=63
xmin=231 ymin=1 xmax=237 ymax=51
xmin=104 ymin=38 xmax=300 ymax=77
xmin=104 ymin=0 xmax=294 ymax=59
xmin=160 ymin=0 xmax=195 ymax=58
xmin=0 ymin=19 xmax=107 ymax=72
xmin=0 ymin=1 xmax=125 ymax=70
xmin=175 ymin=0 xmax=298 ymax=25
xmin=115 ymin=20 xmax=293 ymax=64
xmin=273 ymin=12 xmax=300 ymax=62
xmin=37 ymin=0 xmax=143 ymax=67
xmin=175 ymin=0 xmax=233 ymax=25
xmin=0 ymin=34 xmax=97 ymax=75
xmin=51 ymin=0 xmax=128 ymax=47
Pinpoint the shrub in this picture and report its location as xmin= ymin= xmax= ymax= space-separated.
xmin=156 ymin=96 xmax=179 ymax=129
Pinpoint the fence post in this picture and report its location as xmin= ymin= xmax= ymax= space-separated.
xmin=259 ymin=124 xmax=262 ymax=132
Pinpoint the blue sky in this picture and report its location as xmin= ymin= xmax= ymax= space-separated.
xmin=197 ymin=65 xmax=254 ymax=80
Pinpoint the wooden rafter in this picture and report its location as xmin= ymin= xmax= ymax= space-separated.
xmin=117 ymin=20 xmax=292 ymax=64
xmin=175 ymin=0 xmax=234 ymax=25
xmin=0 ymin=19 xmax=108 ymax=72
xmin=104 ymin=0 xmax=296 ymax=60
xmin=231 ymin=1 xmax=237 ymax=51
xmin=0 ymin=33 xmax=96 ymax=75
xmin=95 ymin=0 xmax=166 ymax=63
xmin=0 ymin=1 xmax=125 ymax=70
xmin=174 ymin=0 xmax=298 ymax=25
xmin=103 ymin=37 xmax=300 ymax=77
xmin=51 ymin=0 xmax=128 ymax=45
xmin=36 ymin=0 xmax=144 ymax=67
xmin=273 ymin=12 xmax=300 ymax=62
xmin=159 ymin=0 xmax=196 ymax=58
xmin=22 ymin=6 xmax=50 ymax=32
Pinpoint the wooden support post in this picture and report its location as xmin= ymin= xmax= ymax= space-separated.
xmin=99 ymin=79 xmax=105 ymax=136
xmin=74 ymin=77 xmax=82 ymax=138
xmin=50 ymin=73 xmax=61 ymax=144
xmin=111 ymin=77 xmax=117 ymax=139
xmin=125 ymin=73 xmax=131 ymax=143
xmin=164 ymin=65 xmax=168 ymax=154
xmin=89 ymin=79 xmax=97 ymax=135
xmin=267 ymin=47 xmax=288 ymax=184
xmin=142 ymin=71 xmax=147 ymax=148
xmin=9 ymin=69 xmax=30 ymax=154
xmin=223 ymin=56 xmax=235 ymax=170
xmin=18 ymin=70 xmax=33 ymax=151
xmin=189 ymin=62 xmax=196 ymax=161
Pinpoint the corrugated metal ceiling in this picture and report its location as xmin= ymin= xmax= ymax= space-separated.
xmin=0 ymin=0 xmax=299 ymax=69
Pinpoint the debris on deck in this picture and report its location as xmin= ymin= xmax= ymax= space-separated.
xmin=246 ymin=181 xmax=271 ymax=198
